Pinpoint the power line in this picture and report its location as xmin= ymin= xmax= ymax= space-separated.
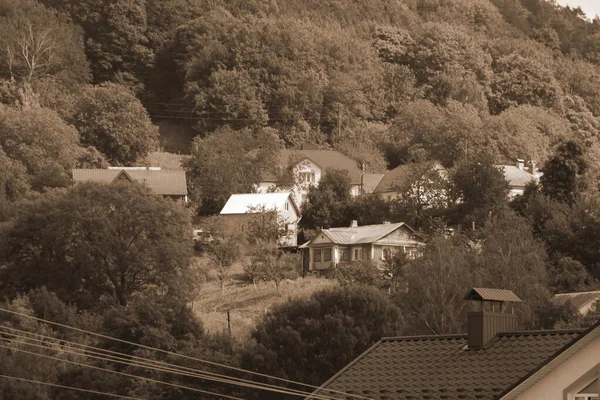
xmin=0 ymin=373 xmax=143 ymax=399
xmin=0 ymin=339 xmax=246 ymax=400
xmin=0 ymin=306 xmax=372 ymax=400
xmin=0 ymin=326 xmax=345 ymax=400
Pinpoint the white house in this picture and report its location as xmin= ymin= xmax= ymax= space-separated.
xmin=305 ymin=221 xmax=424 ymax=272
xmin=496 ymin=159 xmax=542 ymax=198
xmin=257 ymin=146 xmax=363 ymax=205
xmin=219 ymin=192 xmax=301 ymax=247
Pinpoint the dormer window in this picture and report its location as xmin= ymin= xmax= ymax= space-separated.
xmin=575 ymin=379 xmax=598 ymax=400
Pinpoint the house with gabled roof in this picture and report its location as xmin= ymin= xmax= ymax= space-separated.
xmin=308 ymin=288 xmax=600 ymax=400
xmin=256 ymin=145 xmax=364 ymax=205
xmin=496 ymin=159 xmax=542 ymax=198
xmin=374 ymin=161 xmax=449 ymax=206
xmin=305 ymin=220 xmax=424 ymax=271
xmin=552 ymin=291 xmax=600 ymax=317
xmin=219 ymin=192 xmax=301 ymax=247
xmin=72 ymin=167 xmax=188 ymax=202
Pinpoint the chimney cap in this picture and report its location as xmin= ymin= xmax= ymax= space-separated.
xmin=464 ymin=288 xmax=522 ymax=303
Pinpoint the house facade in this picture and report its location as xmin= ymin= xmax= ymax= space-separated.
xmin=496 ymin=159 xmax=542 ymax=198
xmin=308 ymin=288 xmax=600 ymax=400
xmin=305 ymin=221 xmax=423 ymax=272
xmin=257 ymin=146 xmax=363 ymax=205
xmin=219 ymin=192 xmax=301 ymax=247
xmin=72 ymin=167 xmax=188 ymax=202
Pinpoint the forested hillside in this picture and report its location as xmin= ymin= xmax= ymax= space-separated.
xmin=2 ymin=0 xmax=600 ymax=399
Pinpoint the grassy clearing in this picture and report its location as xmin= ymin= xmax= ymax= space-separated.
xmin=192 ymin=262 xmax=338 ymax=340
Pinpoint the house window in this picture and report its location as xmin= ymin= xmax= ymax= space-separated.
xmin=575 ymin=378 xmax=598 ymax=400
xmin=354 ymin=248 xmax=362 ymax=260
xmin=339 ymin=248 xmax=350 ymax=262
xmin=323 ymin=247 xmax=332 ymax=262
xmin=299 ymin=171 xmax=316 ymax=183
xmin=284 ymin=201 xmax=289 ymax=211
xmin=313 ymin=248 xmax=322 ymax=262
xmin=382 ymin=247 xmax=394 ymax=261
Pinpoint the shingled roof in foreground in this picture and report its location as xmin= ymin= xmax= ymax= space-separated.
xmin=311 ymin=330 xmax=584 ymax=400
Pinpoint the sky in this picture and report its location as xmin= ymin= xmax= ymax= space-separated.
xmin=555 ymin=0 xmax=600 ymax=19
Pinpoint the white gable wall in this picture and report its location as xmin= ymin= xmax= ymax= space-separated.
xmin=511 ymin=333 xmax=600 ymax=400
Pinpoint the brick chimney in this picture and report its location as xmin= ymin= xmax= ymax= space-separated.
xmin=349 ymin=220 xmax=358 ymax=228
xmin=464 ymin=288 xmax=522 ymax=349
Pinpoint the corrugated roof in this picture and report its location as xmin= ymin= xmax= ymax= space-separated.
xmin=374 ymin=162 xmax=446 ymax=193
xmin=263 ymin=149 xmax=362 ymax=185
xmin=464 ymin=288 xmax=522 ymax=303
xmin=361 ymin=174 xmax=385 ymax=194
xmin=496 ymin=166 xmax=540 ymax=188
xmin=72 ymin=169 xmax=187 ymax=195
xmin=314 ymin=222 xmax=420 ymax=245
xmin=219 ymin=192 xmax=299 ymax=216
xmin=551 ymin=291 xmax=600 ymax=311
xmin=311 ymin=330 xmax=583 ymax=400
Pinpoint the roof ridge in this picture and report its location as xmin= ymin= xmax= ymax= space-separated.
xmin=496 ymin=329 xmax=587 ymax=337
xmin=381 ymin=334 xmax=467 ymax=342
xmin=554 ymin=290 xmax=600 ymax=295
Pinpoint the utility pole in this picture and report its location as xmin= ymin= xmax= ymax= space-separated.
xmin=226 ymin=310 xmax=232 ymax=338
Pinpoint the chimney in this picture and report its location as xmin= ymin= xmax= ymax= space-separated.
xmin=516 ymin=159 xmax=525 ymax=170
xmin=529 ymin=160 xmax=538 ymax=175
xmin=464 ymin=288 xmax=522 ymax=349
xmin=301 ymin=143 xmax=319 ymax=150
xmin=350 ymin=220 xmax=358 ymax=228
xmin=382 ymin=221 xmax=391 ymax=224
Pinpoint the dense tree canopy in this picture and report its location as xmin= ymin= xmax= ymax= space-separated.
xmin=0 ymin=182 xmax=194 ymax=307
xmin=242 ymin=286 xmax=404 ymax=390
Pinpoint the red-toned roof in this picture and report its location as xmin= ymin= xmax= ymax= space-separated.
xmin=311 ymin=330 xmax=584 ymax=400
xmin=374 ymin=162 xmax=446 ymax=194
xmin=72 ymin=169 xmax=187 ymax=196
xmin=263 ymin=149 xmax=362 ymax=185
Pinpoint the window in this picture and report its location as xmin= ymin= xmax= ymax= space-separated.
xmin=284 ymin=201 xmax=289 ymax=211
xmin=354 ymin=248 xmax=362 ymax=260
xmin=323 ymin=247 xmax=332 ymax=262
xmin=313 ymin=248 xmax=322 ymax=262
xmin=299 ymin=171 xmax=316 ymax=183
xmin=575 ymin=379 xmax=599 ymax=400
xmin=339 ymin=248 xmax=350 ymax=262
xmin=382 ymin=247 xmax=395 ymax=261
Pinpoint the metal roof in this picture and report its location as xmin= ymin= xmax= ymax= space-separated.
xmin=496 ymin=166 xmax=540 ymax=188
xmin=464 ymin=288 xmax=522 ymax=303
xmin=314 ymin=222 xmax=420 ymax=245
xmin=310 ymin=330 xmax=584 ymax=400
xmin=72 ymin=168 xmax=187 ymax=195
xmin=219 ymin=192 xmax=299 ymax=216
xmin=551 ymin=291 xmax=600 ymax=311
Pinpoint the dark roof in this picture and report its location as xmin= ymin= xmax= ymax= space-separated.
xmin=374 ymin=162 xmax=445 ymax=194
xmin=72 ymin=169 xmax=188 ymax=196
xmin=551 ymin=291 xmax=600 ymax=311
xmin=263 ymin=149 xmax=362 ymax=185
xmin=362 ymin=173 xmax=385 ymax=194
xmin=464 ymin=288 xmax=522 ymax=303
xmin=312 ymin=330 xmax=583 ymax=400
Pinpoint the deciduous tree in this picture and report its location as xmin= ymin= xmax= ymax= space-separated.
xmin=0 ymin=182 xmax=194 ymax=308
